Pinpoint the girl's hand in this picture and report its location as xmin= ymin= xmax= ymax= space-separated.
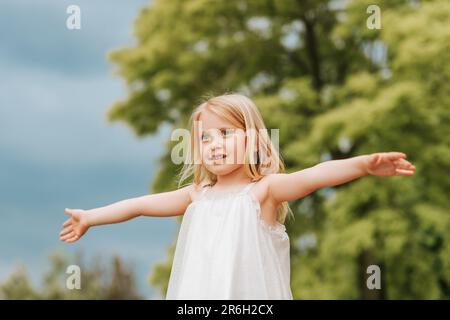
xmin=59 ymin=208 xmax=90 ymax=243
xmin=366 ymin=152 xmax=416 ymax=176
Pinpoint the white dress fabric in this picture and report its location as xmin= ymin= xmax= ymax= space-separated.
xmin=166 ymin=181 xmax=293 ymax=300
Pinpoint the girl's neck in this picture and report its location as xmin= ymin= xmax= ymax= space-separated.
xmin=213 ymin=167 xmax=253 ymax=189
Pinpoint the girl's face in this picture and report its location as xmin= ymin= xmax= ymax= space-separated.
xmin=197 ymin=109 xmax=247 ymax=176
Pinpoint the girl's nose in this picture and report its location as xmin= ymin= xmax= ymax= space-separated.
xmin=210 ymin=135 xmax=224 ymax=149
xmin=210 ymin=143 xmax=224 ymax=153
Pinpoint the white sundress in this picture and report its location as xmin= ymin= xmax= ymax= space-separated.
xmin=165 ymin=181 xmax=293 ymax=300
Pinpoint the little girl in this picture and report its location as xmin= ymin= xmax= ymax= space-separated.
xmin=59 ymin=93 xmax=416 ymax=300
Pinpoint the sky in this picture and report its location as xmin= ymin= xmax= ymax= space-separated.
xmin=0 ymin=0 xmax=179 ymax=299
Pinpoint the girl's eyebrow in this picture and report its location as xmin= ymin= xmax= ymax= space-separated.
xmin=203 ymin=127 xmax=235 ymax=133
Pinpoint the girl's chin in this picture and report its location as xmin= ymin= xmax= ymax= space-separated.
xmin=206 ymin=164 xmax=239 ymax=174
xmin=206 ymin=163 xmax=228 ymax=170
xmin=206 ymin=160 xmax=229 ymax=166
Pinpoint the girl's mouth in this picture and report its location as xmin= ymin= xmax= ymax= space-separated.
xmin=209 ymin=154 xmax=227 ymax=161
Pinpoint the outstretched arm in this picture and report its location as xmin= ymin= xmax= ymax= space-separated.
xmin=267 ymin=152 xmax=416 ymax=203
xmin=59 ymin=183 xmax=196 ymax=243
xmin=86 ymin=183 xmax=194 ymax=224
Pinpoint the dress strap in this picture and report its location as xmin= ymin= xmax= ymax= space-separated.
xmin=197 ymin=183 xmax=212 ymax=199
xmin=240 ymin=181 xmax=257 ymax=194
xmin=200 ymin=184 xmax=211 ymax=194
xmin=197 ymin=181 xmax=256 ymax=200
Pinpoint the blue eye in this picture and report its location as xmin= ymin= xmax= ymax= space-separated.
xmin=201 ymin=133 xmax=210 ymax=142
xmin=201 ymin=129 xmax=234 ymax=142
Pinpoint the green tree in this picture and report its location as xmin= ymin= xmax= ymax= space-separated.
xmin=0 ymin=251 xmax=142 ymax=299
xmin=0 ymin=264 xmax=40 ymax=299
xmin=108 ymin=0 xmax=450 ymax=299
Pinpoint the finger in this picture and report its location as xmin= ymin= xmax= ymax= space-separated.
xmin=66 ymin=234 xmax=79 ymax=243
xmin=60 ymin=231 xmax=75 ymax=241
xmin=395 ymin=158 xmax=407 ymax=165
xmin=388 ymin=152 xmax=406 ymax=160
xmin=394 ymin=159 xmax=416 ymax=170
xmin=59 ymin=226 xmax=73 ymax=237
xmin=62 ymin=219 xmax=72 ymax=227
xmin=401 ymin=160 xmax=416 ymax=170
xmin=396 ymin=168 xmax=415 ymax=175
xmin=65 ymin=208 xmax=73 ymax=217
xmin=399 ymin=166 xmax=416 ymax=173
xmin=60 ymin=230 xmax=76 ymax=241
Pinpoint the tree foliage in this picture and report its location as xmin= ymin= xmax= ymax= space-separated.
xmin=108 ymin=0 xmax=450 ymax=299
xmin=0 ymin=251 xmax=142 ymax=300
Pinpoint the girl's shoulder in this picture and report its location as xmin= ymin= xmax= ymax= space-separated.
xmin=250 ymin=175 xmax=272 ymax=205
xmin=188 ymin=182 xmax=212 ymax=202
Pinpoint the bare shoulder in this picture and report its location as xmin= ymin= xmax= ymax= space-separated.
xmin=251 ymin=174 xmax=283 ymax=226
xmin=186 ymin=181 xmax=211 ymax=202
xmin=255 ymin=173 xmax=296 ymax=204
xmin=252 ymin=174 xmax=276 ymax=205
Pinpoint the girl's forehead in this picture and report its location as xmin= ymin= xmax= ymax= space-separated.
xmin=197 ymin=110 xmax=237 ymax=131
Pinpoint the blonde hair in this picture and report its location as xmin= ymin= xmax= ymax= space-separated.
xmin=177 ymin=92 xmax=294 ymax=224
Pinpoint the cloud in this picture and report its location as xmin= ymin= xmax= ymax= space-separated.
xmin=0 ymin=0 xmax=175 ymax=301
xmin=0 ymin=62 xmax=170 ymax=169
xmin=0 ymin=0 xmax=150 ymax=76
